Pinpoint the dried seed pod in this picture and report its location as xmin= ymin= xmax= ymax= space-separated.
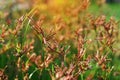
xmin=0 ymin=69 xmax=8 ymax=80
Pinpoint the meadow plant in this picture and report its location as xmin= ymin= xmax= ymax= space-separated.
xmin=0 ymin=0 xmax=119 ymax=80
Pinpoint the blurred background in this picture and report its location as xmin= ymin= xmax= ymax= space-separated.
xmin=0 ymin=0 xmax=120 ymax=15
xmin=0 ymin=0 xmax=120 ymax=25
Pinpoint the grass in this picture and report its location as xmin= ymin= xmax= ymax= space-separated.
xmin=0 ymin=1 xmax=120 ymax=80
xmin=89 ymin=3 xmax=120 ymax=19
